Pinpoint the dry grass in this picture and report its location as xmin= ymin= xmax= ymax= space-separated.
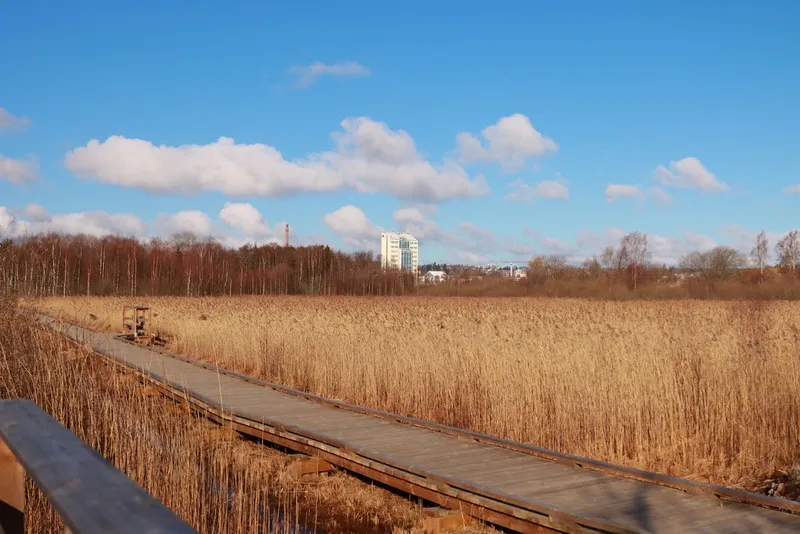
xmin=36 ymin=295 xmax=800 ymax=492
xmin=3 ymin=297 xmax=491 ymax=534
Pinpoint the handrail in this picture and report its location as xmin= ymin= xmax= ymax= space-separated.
xmin=0 ymin=399 xmax=197 ymax=534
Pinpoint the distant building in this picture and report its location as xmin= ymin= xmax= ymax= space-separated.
xmin=424 ymin=270 xmax=447 ymax=283
xmin=380 ymin=231 xmax=419 ymax=272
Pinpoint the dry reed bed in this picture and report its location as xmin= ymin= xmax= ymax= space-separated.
xmin=4 ymin=298 xmax=489 ymax=534
xmin=37 ymin=296 xmax=800 ymax=491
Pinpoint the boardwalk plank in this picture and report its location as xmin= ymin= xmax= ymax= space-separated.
xmin=40 ymin=316 xmax=800 ymax=534
xmin=447 ymin=458 xmax=563 ymax=484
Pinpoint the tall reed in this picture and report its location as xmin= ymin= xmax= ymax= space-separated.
xmin=37 ymin=296 xmax=800 ymax=490
xmin=5 ymin=297 xmax=466 ymax=533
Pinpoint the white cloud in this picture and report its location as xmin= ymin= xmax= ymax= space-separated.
xmin=334 ymin=117 xmax=418 ymax=164
xmin=410 ymin=203 xmax=439 ymax=217
xmin=65 ymin=136 xmax=338 ymax=196
xmin=332 ymin=118 xmax=487 ymax=200
xmin=64 ymin=117 xmax=488 ymax=203
xmin=324 ymin=205 xmax=376 ymax=237
xmin=459 ymin=222 xmax=496 ymax=244
xmin=154 ymin=210 xmax=214 ymax=237
xmin=0 ymin=155 xmax=38 ymax=183
xmin=323 ymin=205 xmax=379 ymax=250
xmin=0 ymin=204 xmax=296 ymax=246
xmin=784 ymin=185 xmax=800 ymax=194
xmin=219 ymin=202 xmax=275 ymax=238
xmin=654 ymin=157 xmax=727 ymax=192
xmin=573 ymin=227 xmax=627 ymax=254
xmin=393 ymin=207 xmax=437 ymax=238
xmin=23 ymin=203 xmax=49 ymax=222
xmin=605 ymin=185 xmax=671 ymax=206
xmin=386 ymin=209 xmax=535 ymax=263
xmin=393 ymin=207 xmax=459 ymax=245
xmin=289 ymin=60 xmax=370 ymax=88
xmin=605 ymin=184 xmax=642 ymax=202
xmin=457 ymin=114 xmax=558 ymax=170
xmin=524 ymin=228 xmax=578 ymax=258
xmin=648 ymin=187 xmax=672 ymax=204
xmin=454 ymin=250 xmax=491 ymax=264
xmin=0 ymin=206 xmax=145 ymax=238
xmin=502 ymin=237 xmax=538 ymax=258
xmin=391 ymin=210 xmax=531 ymax=263
xmin=505 ymin=179 xmax=569 ymax=202
xmin=0 ymin=108 xmax=31 ymax=132
xmin=454 ymin=133 xmax=485 ymax=163
xmin=0 ymin=207 xmax=17 ymax=235
xmin=51 ymin=212 xmax=146 ymax=237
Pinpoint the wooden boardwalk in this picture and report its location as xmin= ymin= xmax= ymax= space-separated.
xmin=41 ymin=316 xmax=800 ymax=533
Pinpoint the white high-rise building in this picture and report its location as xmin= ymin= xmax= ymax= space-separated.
xmin=380 ymin=231 xmax=418 ymax=272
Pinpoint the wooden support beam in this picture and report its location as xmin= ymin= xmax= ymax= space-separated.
xmin=421 ymin=507 xmax=473 ymax=534
xmin=203 ymin=426 xmax=239 ymax=443
xmin=164 ymin=395 xmax=192 ymax=414
xmin=167 ymin=403 xmax=192 ymax=414
xmin=139 ymin=385 xmax=161 ymax=397
xmin=289 ymin=454 xmax=335 ymax=477
xmin=0 ymin=439 xmax=25 ymax=534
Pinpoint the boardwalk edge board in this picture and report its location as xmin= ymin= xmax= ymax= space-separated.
xmin=136 ymin=333 xmax=799 ymax=517
xmin=38 ymin=314 xmax=800 ymax=534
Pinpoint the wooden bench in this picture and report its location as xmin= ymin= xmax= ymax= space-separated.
xmin=0 ymin=399 xmax=196 ymax=534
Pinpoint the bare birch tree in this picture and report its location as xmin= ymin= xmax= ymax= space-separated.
xmin=776 ymin=230 xmax=800 ymax=276
xmin=750 ymin=231 xmax=768 ymax=282
xmin=619 ymin=232 xmax=651 ymax=289
xmin=599 ymin=246 xmax=616 ymax=270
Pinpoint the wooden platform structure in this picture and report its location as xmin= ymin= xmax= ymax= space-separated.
xmin=40 ymin=315 xmax=800 ymax=533
xmin=0 ymin=399 xmax=196 ymax=534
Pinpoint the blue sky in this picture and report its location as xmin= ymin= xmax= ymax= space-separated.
xmin=1 ymin=0 xmax=798 ymax=264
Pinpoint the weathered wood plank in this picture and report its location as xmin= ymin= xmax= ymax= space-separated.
xmin=445 ymin=457 xmax=559 ymax=484
xmin=503 ymin=470 xmax=619 ymax=498
xmin=421 ymin=506 xmax=473 ymax=533
xmin=353 ymin=427 xmax=460 ymax=448
xmin=556 ymin=479 xmax=759 ymax=534
xmin=0 ymin=399 xmax=196 ymax=534
xmin=289 ymin=454 xmax=335 ymax=477
xmin=41 ymin=317 xmax=800 ymax=534
xmin=355 ymin=437 xmax=480 ymax=461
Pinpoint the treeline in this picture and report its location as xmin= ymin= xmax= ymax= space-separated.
xmin=3 ymin=230 xmax=799 ymax=299
xmin=422 ymin=262 xmax=800 ymax=299
xmin=0 ymin=232 xmax=417 ymax=297
xmin=422 ymin=230 xmax=800 ymax=300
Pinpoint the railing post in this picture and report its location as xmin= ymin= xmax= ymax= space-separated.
xmin=0 ymin=438 xmax=24 ymax=534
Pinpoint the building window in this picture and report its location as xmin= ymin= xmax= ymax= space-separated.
xmin=401 ymin=249 xmax=412 ymax=270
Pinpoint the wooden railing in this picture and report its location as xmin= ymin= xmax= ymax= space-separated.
xmin=0 ymin=399 xmax=197 ymax=534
